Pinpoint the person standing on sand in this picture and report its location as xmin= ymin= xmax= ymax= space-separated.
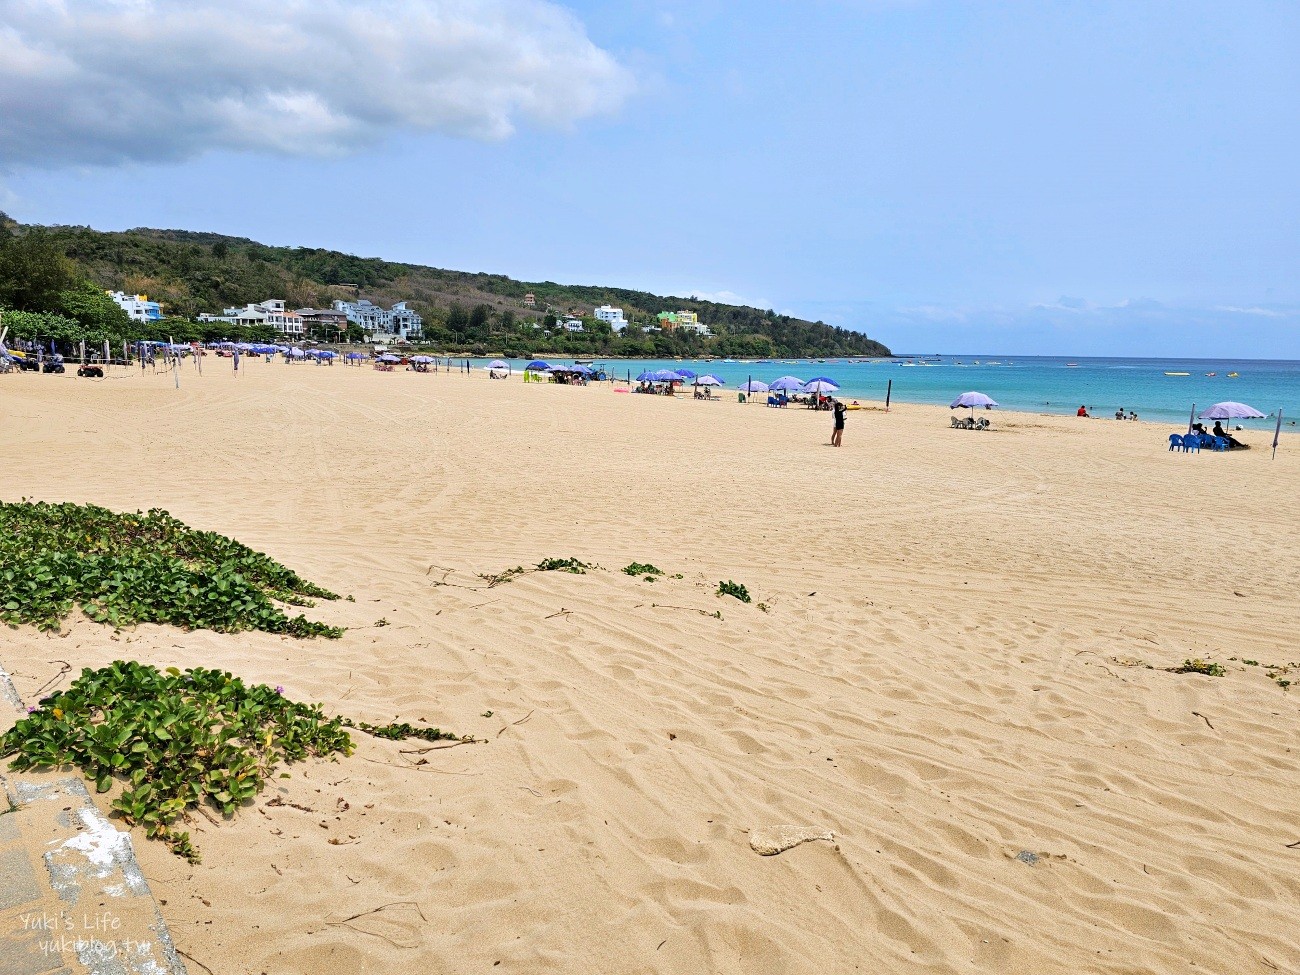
xmin=831 ymin=398 xmax=846 ymax=447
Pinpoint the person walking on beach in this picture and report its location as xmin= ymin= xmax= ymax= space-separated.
xmin=831 ymin=398 xmax=846 ymax=447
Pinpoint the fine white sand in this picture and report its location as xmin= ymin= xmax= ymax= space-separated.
xmin=2 ymin=360 xmax=1298 ymax=974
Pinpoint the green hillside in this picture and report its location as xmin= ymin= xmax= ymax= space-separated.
xmin=0 ymin=217 xmax=890 ymax=358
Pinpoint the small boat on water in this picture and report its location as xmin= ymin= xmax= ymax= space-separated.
xmin=1066 ymin=362 xmax=1079 ymax=368
xmin=1205 ymin=372 xmax=1216 ymax=377
xmin=1227 ymin=372 xmax=1239 ymax=378
xmin=1165 ymin=371 xmax=1190 ymax=376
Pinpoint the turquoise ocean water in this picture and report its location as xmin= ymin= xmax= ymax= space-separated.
xmin=462 ymin=355 xmax=1300 ymax=432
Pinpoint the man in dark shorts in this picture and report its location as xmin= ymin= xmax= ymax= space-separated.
xmin=831 ymin=398 xmax=846 ymax=447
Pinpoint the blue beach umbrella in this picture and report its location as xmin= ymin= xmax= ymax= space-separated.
xmin=695 ymin=374 xmax=725 ymax=385
xmin=737 ymin=379 xmax=769 ymax=393
xmin=525 ymin=360 xmax=551 ymax=371
xmin=769 ymin=376 xmax=806 ymax=391
xmin=674 ymin=368 xmax=698 ymax=380
xmin=649 ymin=369 xmax=685 ymax=382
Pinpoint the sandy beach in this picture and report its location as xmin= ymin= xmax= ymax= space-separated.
xmin=2 ymin=361 xmax=1299 ymax=975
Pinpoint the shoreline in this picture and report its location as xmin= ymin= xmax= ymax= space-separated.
xmin=2 ymin=364 xmax=1298 ymax=974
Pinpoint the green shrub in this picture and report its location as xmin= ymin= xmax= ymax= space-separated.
xmin=0 ymin=663 xmax=354 ymax=861
xmin=536 ymin=557 xmax=594 ymax=574
xmin=716 ymin=580 xmax=751 ymax=603
xmin=0 ymin=501 xmax=340 ymax=637
xmin=0 ymin=662 xmax=464 ymax=862
xmin=623 ymin=562 xmax=663 ymax=579
xmin=1172 ymin=659 xmax=1225 ymax=677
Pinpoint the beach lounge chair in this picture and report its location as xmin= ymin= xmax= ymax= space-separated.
xmin=950 ymin=416 xmax=965 ymax=428
xmin=1168 ymin=434 xmax=1183 ymax=451
xmin=974 ymin=417 xmax=991 ymax=431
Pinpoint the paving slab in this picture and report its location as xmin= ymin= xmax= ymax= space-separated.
xmin=0 ymin=663 xmax=186 ymax=975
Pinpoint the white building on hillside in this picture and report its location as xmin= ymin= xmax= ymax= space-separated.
xmin=107 ymin=291 xmax=162 ymax=322
xmin=594 ymin=304 xmax=627 ymax=331
xmin=561 ymin=317 xmax=584 ymax=332
xmin=203 ymin=298 xmax=304 ymax=336
xmin=332 ymin=299 xmax=423 ymax=341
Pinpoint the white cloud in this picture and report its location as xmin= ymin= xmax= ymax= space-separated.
xmin=1215 ymin=305 xmax=1287 ymax=318
xmin=0 ymin=0 xmax=634 ymax=169
xmin=895 ymin=304 xmax=972 ymax=322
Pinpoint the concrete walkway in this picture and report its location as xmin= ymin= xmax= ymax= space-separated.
xmin=0 ymin=666 xmax=186 ymax=975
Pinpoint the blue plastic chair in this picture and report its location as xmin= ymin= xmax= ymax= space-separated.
xmin=1168 ymin=434 xmax=1183 ymax=451
xmin=1213 ymin=436 xmax=1229 ymax=451
xmin=1184 ymin=434 xmax=1201 ymax=453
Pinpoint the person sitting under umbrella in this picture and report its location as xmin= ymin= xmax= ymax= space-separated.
xmin=1212 ymin=420 xmax=1247 ymax=449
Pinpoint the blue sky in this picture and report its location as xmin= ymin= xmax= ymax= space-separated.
xmin=2 ymin=0 xmax=1296 ymax=356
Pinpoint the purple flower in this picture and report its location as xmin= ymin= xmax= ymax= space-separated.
xmin=26 ymin=706 xmax=37 ymax=713
xmin=274 ymin=685 xmax=285 ymax=695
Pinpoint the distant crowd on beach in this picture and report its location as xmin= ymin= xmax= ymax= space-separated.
xmin=1073 ymin=405 xmax=1140 ymax=420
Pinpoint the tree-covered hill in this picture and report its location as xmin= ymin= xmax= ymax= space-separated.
xmin=0 ymin=217 xmax=890 ymax=357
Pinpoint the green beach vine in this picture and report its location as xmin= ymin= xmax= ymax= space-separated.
xmin=0 ymin=500 xmax=341 ymax=637
xmin=0 ymin=662 xmax=466 ymax=863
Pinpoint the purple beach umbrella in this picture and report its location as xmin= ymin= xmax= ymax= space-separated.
xmin=1198 ymin=402 xmax=1265 ymax=420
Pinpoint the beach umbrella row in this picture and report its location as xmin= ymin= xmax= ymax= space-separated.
xmin=635 ymin=368 xmax=685 ymax=382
